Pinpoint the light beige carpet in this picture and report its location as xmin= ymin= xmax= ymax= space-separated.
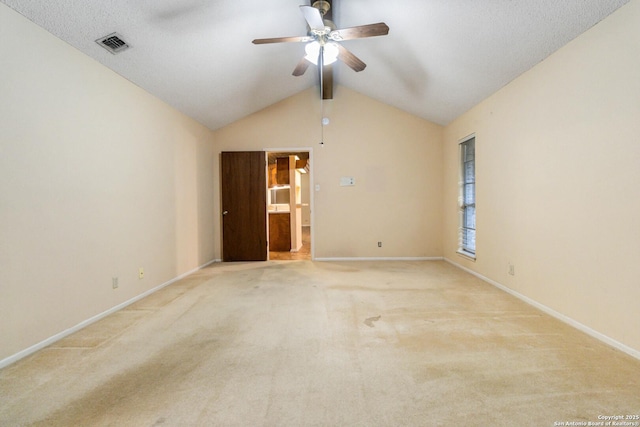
xmin=1 ymin=261 xmax=639 ymax=426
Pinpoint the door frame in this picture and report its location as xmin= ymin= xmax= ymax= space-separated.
xmin=265 ymin=147 xmax=314 ymax=260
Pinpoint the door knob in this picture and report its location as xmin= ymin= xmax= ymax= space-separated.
xmin=222 ymin=210 xmax=229 ymax=216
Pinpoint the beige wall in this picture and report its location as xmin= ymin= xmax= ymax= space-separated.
xmin=0 ymin=4 xmax=216 ymax=362
xmin=213 ymin=86 xmax=444 ymax=260
xmin=443 ymin=0 xmax=640 ymax=353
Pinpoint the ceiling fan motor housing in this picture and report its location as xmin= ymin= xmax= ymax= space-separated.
xmin=312 ymin=1 xmax=331 ymax=16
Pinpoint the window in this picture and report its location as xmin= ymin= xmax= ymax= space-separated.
xmin=459 ymin=136 xmax=476 ymax=257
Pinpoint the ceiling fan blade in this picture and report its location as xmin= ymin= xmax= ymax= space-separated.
xmin=330 ymin=22 xmax=389 ymax=41
xmin=336 ymin=44 xmax=366 ymax=72
xmin=300 ymin=5 xmax=326 ymax=31
xmin=292 ymin=58 xmax=310 ymax=76
xmin=252 ymin=35 xmax=312 ymax=44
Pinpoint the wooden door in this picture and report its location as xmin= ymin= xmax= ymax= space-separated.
xmin=221 ymin=151 xmax=267 ymax=261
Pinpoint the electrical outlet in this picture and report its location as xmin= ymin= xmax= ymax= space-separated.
xmin=138 ymin=267 xmax=144 ymax=279
xmin=378 ymin=241 xmax=382 ymax=248
xmin=508 ymin=263 xmax=515 ymax=276
xmin=112 ymin=277 xmax=119 ymax=289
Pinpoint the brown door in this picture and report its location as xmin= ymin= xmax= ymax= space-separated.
xmin=221 ymin=151 xmax=267 ymax=261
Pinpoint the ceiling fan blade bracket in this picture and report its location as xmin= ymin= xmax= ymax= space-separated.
xmin=328 ymin=31 xmax=343 ymax=41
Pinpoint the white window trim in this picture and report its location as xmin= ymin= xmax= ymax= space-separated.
xmin=457 ymin=249 xmax=476 ymax=261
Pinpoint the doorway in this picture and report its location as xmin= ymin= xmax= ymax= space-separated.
xmin=266 ymin=150 xmax=312 ymax=261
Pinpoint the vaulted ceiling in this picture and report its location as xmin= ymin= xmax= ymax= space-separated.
xmin=1 ymin=0 xmax=630 ymax=130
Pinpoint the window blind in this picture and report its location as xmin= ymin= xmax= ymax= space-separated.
xmin=460 ymin=137 xmax=476 ymax=255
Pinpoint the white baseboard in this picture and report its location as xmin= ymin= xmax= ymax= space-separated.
xmin=0 ymin=259 xmax=219 ymax=370
xmin=315 ymin=257 xmax=444 ymax=262
xmin=444 ymin=257 xmax=640 ymax=361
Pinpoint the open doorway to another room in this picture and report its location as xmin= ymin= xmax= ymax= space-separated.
xmin=267 ymin=151 xmax=312 ymax=261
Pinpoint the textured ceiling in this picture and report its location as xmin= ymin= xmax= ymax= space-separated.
xmin=1 ymin=0 xmax=630 ymax=130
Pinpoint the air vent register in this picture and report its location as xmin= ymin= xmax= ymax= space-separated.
xmin=95 ymin=33 xmax=130 ymax=54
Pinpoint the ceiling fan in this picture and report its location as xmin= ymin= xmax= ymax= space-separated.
xmin=252 ymin=0 xmax=389 ymax=99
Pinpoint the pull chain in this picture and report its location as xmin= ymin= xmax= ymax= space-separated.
xmin=320 ymin=47 xmax=325 ymax=146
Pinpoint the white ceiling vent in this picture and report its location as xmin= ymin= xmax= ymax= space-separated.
xmin=96 ymin=33 xmax=130 ymax=54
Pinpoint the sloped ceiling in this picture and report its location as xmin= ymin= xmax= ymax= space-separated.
xmin=0 ymin=0 xmax=630 ymax=130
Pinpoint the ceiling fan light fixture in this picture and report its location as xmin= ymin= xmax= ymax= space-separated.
xmin=323 ymin=42 xmax=339 ymax=64
xmin=304 ymin=41 xmax=320 ymax=64
xmin=304 ymin=41 xmax=338 ymax=65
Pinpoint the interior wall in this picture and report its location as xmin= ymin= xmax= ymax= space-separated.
xmin=0 ymin=4 xmax=216 ymax=362
xmin=212 ymin=86 xmax=443 ymax=260
xmin=442 ymin=0 xmax=640 ymax=354
xmin=301 ymin=172 xmax=311 ymax=226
